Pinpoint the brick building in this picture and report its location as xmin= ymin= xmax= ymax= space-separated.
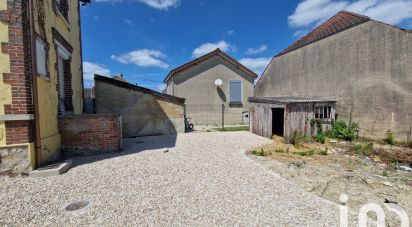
xmin=0 ymin=0 xmax=90 ymax=174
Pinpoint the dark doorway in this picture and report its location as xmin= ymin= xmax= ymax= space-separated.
xmin=272 ymin=108 xmax=284 ymax=136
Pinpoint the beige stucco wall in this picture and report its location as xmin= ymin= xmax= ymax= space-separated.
xmin=255 ymin=21 xmax=412 ymax=140
xmin=0 ymin=1 xmax=11 ymax=146
xmin=166 ymin=55 xmax=255 ymax=125
xmin=95 ymin=80 xmax=185 ymax=137
xmin=34 ymin=1 xmax=84 ymax=163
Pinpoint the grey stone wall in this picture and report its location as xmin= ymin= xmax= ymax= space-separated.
xmin=0 ymin=145 xmax=29 ymax=175
xmin=255 ymin=21 xmax=412 ymax=140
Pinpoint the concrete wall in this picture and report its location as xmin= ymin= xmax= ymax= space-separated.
xmin=166 ymin=55 xmax=254 ymax=125
xmin=58 ymin=115 xmax=121 ymax=156
xmin=95 ymin=80 xmax=185 ymax=137
xmin=255 ymin=21 xmax=412 ymax=140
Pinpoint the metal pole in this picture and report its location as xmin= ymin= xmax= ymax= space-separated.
xmin=222 ymin=104 xmax=225 ymax=131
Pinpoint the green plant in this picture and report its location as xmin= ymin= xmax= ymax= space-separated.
xmin=328 ymin=120 xmax=359 ymax=141
xmin=296 ymin=149 xmax=315 ymax=157
xmin=315 ymin=133 xmax=326 ymax=144
xmin=385 ymin=129 xmax=395 ymax=145
xmin=391 ymin=161 xmax=400 ymax=170
xmin=382 ymin=169 xmax=389 ymax=177
xmin=310 ymin=119 xmax=323 ymax=134
xmin=251 ymin=149 xmax=271 ymax=156
xmin=290 ymin=131 xmax=310 ymax=148
xmin=353 ymin=142 xmax=373 ymax=155
xmin=274 ymin=148 xmax=287 ymax=153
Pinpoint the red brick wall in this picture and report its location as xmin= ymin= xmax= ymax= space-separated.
xmin=58 ymin=115 xmax=122 ymax=156
xmin=0 ymin=0 xmax=35 ymax=145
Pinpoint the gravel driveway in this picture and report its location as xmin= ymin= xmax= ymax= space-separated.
xmin=0 ymin=132 xmax=341 ymax=226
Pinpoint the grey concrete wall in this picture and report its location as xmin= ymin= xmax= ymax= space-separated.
xmin=166 ymin=55 xmax=254 ymax=125
xmin=255 ymin=21 xmax=412 ymax=140
xmin=95 ymin=80 xmax=185 ymax=137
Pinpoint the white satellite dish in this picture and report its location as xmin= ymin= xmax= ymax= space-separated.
xmin=215 ymin=79 xmax=223 ymax=87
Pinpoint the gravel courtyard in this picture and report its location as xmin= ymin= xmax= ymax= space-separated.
xmin=0 ymin=132 xmax=341 ymax=226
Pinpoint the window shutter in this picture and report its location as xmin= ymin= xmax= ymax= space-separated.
xmin=36 ymin=38 xmax=47 ymax=76
xmin=229 ymin=80 xmax=242 ymax=103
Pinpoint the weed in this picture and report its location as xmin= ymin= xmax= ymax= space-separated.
xmin=274 ymin=148 xmax=287 ymax=153
xmin=382 ymin=169 xmax=389 ymax=177
xmin=315 ymin=133 xmax=326 ymax=144
xmin=353 ymin=142 xmax=373 ymax=155
xmin=385 ymin=129 xmax=395 ymax=145
xmin=296 ymin=149 xmax=315 ymax=157
xmin=290 ymin=131 xmax=310 ymax=148
xmin=328 ymin=120 xmax=359 ymax=141
xmin=391 ymin=161 xmax=400 ymax=170
xmin=251 ymin=149 xmax=271 ymax=157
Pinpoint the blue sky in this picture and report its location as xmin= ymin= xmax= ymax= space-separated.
xmin=81 ymin=0 xmax=412 ymax=90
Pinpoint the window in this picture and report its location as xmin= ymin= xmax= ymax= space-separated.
xmin=229 ymin=80 xmax=242 ymax=104
xmin=314 ymin=106 xmax=332 ymax=120
xmin=36 ymin=38 xmax=47 ymax=77
xmin=55 ymin=0 xmax=69 ymax=21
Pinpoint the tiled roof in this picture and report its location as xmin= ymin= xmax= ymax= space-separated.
xmin=164 ymin=48 xmax=258 ymax=82
xmin=276 ymin=11 xmax=370 ymax=57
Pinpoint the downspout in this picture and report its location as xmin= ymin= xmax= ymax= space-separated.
xmin=28 ymin=0 xmax=42 ymax=168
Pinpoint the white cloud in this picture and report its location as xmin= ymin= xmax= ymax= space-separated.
xmin=245 ymin=45 xmax=268 ymax=55
xmin=83 ymin=62 xmax=111 ymax=86
xmin=111 ymin=49 xmax=169 ymax=69
xmin=124 ymin=18 xmax=135 ymax=26
xmin=239 ymin=57 xmax=272 ymax=75
xmin=227 ymin=30 xmax=235 ymax=35
xmin=192 ymin=41 xmax=235 ymax=58
xmin=138 ymin=0 xmax=180 ymax=10
xmin=157 ymin=83 xmax=167 ymax=92
xmin=289 ymin=0 xmax=412 ymax=30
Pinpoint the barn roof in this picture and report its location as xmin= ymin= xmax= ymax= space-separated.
xmin=164 ymin=48 xmax=258 ymax=83
xmin=94 ymin=74 xmax=185 ymax=104
xmin=276 ymin=11 xmax=370 ymax=57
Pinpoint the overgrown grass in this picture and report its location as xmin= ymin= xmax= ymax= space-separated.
xmin=214 ymin=126 xmax=249 ymax=132
xmin=328 ymin=120 xmax=359 ymax=141
xmin=295 ymin=149 xmax=315 ymax=157
xmin=290 ymin=131 xmax=310 ymax=148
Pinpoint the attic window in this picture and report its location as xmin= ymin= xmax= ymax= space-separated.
xmin=229 ymin=80 xmax=242 ymax=104
xmin=55 ymin=0 xmax=69 ymax=21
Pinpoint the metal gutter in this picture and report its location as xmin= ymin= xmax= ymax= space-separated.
xmin=28 ymin=0 xmax=42 ymax=168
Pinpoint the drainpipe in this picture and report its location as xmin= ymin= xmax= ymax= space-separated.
xmin=28 ymin=0 xmax=42 ymax=168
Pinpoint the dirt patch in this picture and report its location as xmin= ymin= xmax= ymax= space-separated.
xmin=249 ymin=138 xmax=412 ymax=226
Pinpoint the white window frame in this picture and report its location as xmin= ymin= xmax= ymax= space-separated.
xmin=228 ymin=80 xmax=243 ymax=104
xmin=314 ymin=105 xmax=332 ymax=120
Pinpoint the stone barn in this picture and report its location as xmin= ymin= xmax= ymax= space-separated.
xmin=94 ymin=75 xmax=185 ymax=138
xmin=254 ymin=11 xmax=412 ymax=141
xmin=249 ymin=97 xmax=337 ymax=142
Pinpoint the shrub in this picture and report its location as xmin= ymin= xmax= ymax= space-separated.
xmin=385 ymin=129 xmax=395 ymax=145
xmin=329 ymin=120 xmax=359 ymax=141
xmin=274 ymin=148 xmax=287 ymax=153
xmin=315 ymin=133 xmax=326 ymax=144
xmin=290 ymin=131 xmax=310 ymax=147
